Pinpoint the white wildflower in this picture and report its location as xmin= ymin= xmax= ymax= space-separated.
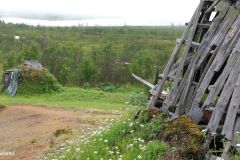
xmin=137 ymin=155 xmax=142 ymax=159
xmin=75 ymin=148 xmax=80 ymax=152
xmin=94 ymin=151 xmax=98 ymax=154
xmin=127 ymin=144 xmax=134 ymax=148
xmin=129 ymin=122 xmax=134 ymax=127
xmin=104 ymin=139 xmax=109 ymax=143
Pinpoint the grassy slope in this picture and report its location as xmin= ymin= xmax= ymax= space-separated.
xmin=48 ymin=109 xmax=168 ymax=160
xmin=0 ymin=86 xmax=142 ymax=110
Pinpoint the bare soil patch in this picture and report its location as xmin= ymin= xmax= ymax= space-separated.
xmin=0 ymin=105 xmax=122 ymax=160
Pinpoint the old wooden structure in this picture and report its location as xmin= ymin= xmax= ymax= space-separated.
xmin=144 ymin=0 xmax=240 ymax=158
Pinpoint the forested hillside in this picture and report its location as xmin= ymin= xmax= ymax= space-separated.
xmin=0 ymin=22 xmax=184 ymax=86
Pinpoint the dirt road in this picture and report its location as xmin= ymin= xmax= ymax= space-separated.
xmin=0 ymin=105 xmax=122 ymax=160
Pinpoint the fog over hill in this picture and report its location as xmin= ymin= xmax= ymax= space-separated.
xmin=0 ymin=0 xmax=199 ymax=26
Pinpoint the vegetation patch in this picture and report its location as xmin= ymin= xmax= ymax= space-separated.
xmin=48 ymin=110 xmax=168 ymax=160
xmin=159 ymin=115 xmax=204 ymax=160
xmin=18 ymin=66 xmax=62 ymax=95
xmin=54 ymin=128 xmax=72 ymax=137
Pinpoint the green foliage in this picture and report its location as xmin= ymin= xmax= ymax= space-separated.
xmin=23 ymin=44 xmax=40 ymax=60
xmin=130 ymin=52 xmax=154 ymax=79
xmin=41 ymin=43 xmax=84 ymax=85
xmin=79 ymin=58 xmax=99 ymax=84
xmin=129 ymin=92 xmax=148 ymax=106
xmin=0 ymin=22 xmax=183 ymax=86
xmin=18 ymin=69 xmax=62 ymax=95
xmin=139 ymin=113 xmax=168 ymax=140
xmin=3 ymin=51 xmax=22 ymax=70
xmin=142 ymin=141 xmax=167 ymax=160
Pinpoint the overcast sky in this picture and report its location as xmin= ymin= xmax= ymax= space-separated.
xmin=0 ymin=0 xmax=200 ymax=26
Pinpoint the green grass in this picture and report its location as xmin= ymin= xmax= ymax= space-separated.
xmin=0 ymin=86 xmax=142 ymax=110
xmin=48 ymin=111 xmax=168 ymax=160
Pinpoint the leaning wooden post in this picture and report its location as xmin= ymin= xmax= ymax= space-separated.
xmin=173 ymin=0 xmax=205 ymax=115
xmin=146 ymin=6 xmax=199 ymax=110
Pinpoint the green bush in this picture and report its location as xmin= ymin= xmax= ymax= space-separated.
xmin=141 ymin=141 xmax=167 ymax=160
xmin=18 ymin=68 xmax=62 ymax=95
xmin=129 ymin=92 xmax=148 ymax=106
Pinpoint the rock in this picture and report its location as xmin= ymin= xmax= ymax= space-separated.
xmin=23 ymin=60 xmax=43 ymax=71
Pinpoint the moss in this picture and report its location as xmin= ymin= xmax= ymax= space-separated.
xmin=159 ymin=116 xmax=204 ymax=160
xmin=17 ymin=66 xmax=62 ymax=95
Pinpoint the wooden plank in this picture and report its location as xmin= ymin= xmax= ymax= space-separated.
xmin=196 ymin=1 xmax=233 ymax=68
xmin=231 ymin=116 xmax=240 ymax=146
xmin=185 ymin=23 xmax=211 ymax=28
xmin=185 ymin=84 xmax=196 ymax=114
xmin=207 ymin=54 xmax=240 ymax=133
xmin=132 ymin=73 xmax=154 ymax=88
xmin=222 ymin=73 xmax=240 ymax=140
xmin=189 ymin=15 xmax=240 ymax=121
xmin=211 ymin=7 xmax=240 ymax=46
xmin=205 ymin=0 xmax=221 ymax=14
xmin=202 ymin=35 xmax=240 ymax=109
xmin=176 ymin=39 xmax=201 ymax=48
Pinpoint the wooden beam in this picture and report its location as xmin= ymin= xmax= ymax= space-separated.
xmin=176 ymin=39 xmax=201 ymax=48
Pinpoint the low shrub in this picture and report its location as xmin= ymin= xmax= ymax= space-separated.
xmin=129 ymin=92 xmax=148 ymax=106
